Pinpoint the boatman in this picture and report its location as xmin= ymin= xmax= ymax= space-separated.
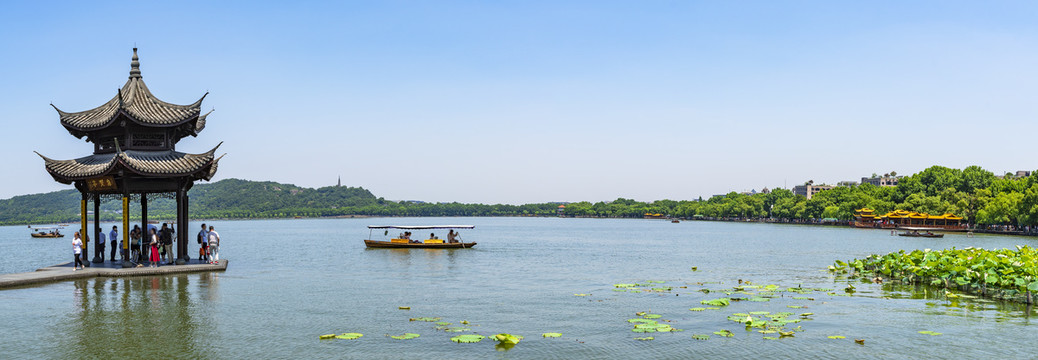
xmin=109 ymin=226 xmax=119 ymax=262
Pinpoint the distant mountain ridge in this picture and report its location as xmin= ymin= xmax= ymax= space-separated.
xmin=0 ymin=179 xmax=380 ymax=225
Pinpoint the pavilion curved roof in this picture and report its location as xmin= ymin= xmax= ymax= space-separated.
xmin=36 ymin=143 xmax=224 ymax=185
xmin=51 ymin=48 xmax=209 ymax=140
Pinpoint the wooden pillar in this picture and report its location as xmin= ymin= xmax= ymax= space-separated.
xmin=91 ymin=195 xmax=102 ymax=263
xmin=121 ymin=196 xmax=131 ymax=267
xmin=175 ymin=187 xmax=188 ymax=265
xmin=81 ymin=194 xmax=89 ymax=267
xmin=141 ymin=193 xmax=148 ymax=264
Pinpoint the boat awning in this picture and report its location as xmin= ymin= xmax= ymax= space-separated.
xmin=368 ymin=225 xmax=475 ymax=230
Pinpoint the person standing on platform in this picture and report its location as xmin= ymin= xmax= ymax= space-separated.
xmin=159 ymin=223 xmax=173 ymax=264
xmin=130 ymin=225 xmax=142 ymax=263
xmin=149 ymin=228 xmax=160 ymax=267
xmin=109 ymin=226 xmax=119 ymax=262
xmin=97 ymin=229 xmax=106 ymax=262
xmin=207 ymin=225 xmax=220 ymax=264
xmin=198 ymin=223 xmax=209 ymax=263
xmin=72 ymin=231 xmax=84 ymax=270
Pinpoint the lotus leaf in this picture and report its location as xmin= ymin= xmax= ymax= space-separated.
xmin=643 ymin=314 xmax=662 ymax=319
xmin=635 ymin=311 xmax=647 ymax=316
xmin=747 ymin=297 xmax=770 ymax=302
xmin=706 ymin=307 xmax=721 ymax=310
xmin=632 ymin=328 xmax=655 ymax=333
xmin=574 ymin=293 xmax=589 ymax=296
xmin=451 ymin=334 xmax=485 ymax=343
xmin=398 ymin=306 xmax=410 ymax=310
xmin=335 ymin=333 xmax=363 ymax=340
xmin=615 ymin=283 xmax=637 ymax=288
xmin=445 ymin=327 xmax=470 ymax=332
xmin=493 ymin=333 xmax=523 ymax=344
xmin=435 ymin=321 xmax=451 ymax=326
xmin=410 ymin=317 xmax=441 ymax=322
xmin=634 ymin=336 xmax=654 ymax=341
xmin=763 ymin=336 xmax=778 ymax=340
xmin=689 ymin=307 xmax=706 ymax=311
xmin=318 ymin=334 xmax=336 ymax=340
xmin=692 ymin=334 xmax=710 ymax=340
xmin=779 ymin=331 xmax=794 ymax=337
xmin=542 ymin=333 xmax=562 ymax=338
xmin=749 ymin=311 xmax=770 ymax=315
xmin=799 ymin=313 xmax=814 ymax=317
xmin=628 ymin=318 xmax=656 ymax=324
xmin=828 ymin=335 xmax=845 ymax=339
xmin=918 ymin=331 xmax=942 ymax=336
xmin=787 ymin=305 xmax=804 ymax=309
xmin=713 ymin=329 xmax=734 ymax=337
xmin=390 ymin=333 xmax=420 ymax=340
xmin=701 ymin=298 xmax=730 ymax=306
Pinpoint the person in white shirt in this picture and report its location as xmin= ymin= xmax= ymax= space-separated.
xmin=72 ymin=232 xmax=84 ymax=270
xmin=207 ymin=226 xmax=221 ymax=264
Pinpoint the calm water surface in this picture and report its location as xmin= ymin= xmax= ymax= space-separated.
xmin=2 ymin=217 xmax=1038 ymax=359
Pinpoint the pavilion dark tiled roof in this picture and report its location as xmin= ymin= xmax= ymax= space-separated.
xmin=51 ymin=48 xmax=209 ymax=139
xmin=36 ymin=143 xmax=223 ymax=184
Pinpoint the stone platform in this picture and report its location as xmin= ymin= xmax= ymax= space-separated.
xmin=0 ymin=259 xmax=228 ymax=290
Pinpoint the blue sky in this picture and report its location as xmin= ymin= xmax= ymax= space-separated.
xmin=3 ymin=1 xmax=1037 ymax=204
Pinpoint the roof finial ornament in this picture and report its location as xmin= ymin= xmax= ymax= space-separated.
xmin=129 ymin=47 xmax=141 ymax=79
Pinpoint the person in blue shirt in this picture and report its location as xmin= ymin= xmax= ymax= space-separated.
xmin=97 ymin=230 xmax=106 ymax=262
xmin=109 ymin=226 xmax=119 ymax=262
xmin=198 ymin=223 xmax=209 ymax=263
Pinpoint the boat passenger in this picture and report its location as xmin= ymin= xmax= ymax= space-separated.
xmin=430 ymin=233 xmax=437 ymax=240
xmin=448 ymin=230 xmax=460 ymax=243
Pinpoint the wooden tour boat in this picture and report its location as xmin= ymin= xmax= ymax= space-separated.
xmin=29 ymin=225 xmax=65 ymax=238
xmin=364 ymin=225 xmax=476 ymax=249
xmin=897 ymin=228 xmax=945 ymax=238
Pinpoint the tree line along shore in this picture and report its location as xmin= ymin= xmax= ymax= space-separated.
xmin=3 ymin=165 xmax=1036 ymax=229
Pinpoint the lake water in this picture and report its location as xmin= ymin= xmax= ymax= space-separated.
xmin=2 ymin=217 xmax=1038 ymax=359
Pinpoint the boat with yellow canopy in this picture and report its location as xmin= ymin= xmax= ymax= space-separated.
xmin=364 ymin=225 xmax=476 ymax=248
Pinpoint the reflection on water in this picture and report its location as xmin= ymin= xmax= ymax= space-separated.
xmin=56 ymin=275 xmax=218 ymax=359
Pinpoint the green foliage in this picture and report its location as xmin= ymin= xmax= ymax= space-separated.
xmin=832 ymin=246 xmax=1038 ymax=297
xmin=5 ymin=165 xmax=1038 ymax=226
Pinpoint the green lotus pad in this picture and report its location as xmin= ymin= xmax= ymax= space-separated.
xmin=542 ymin=333 xmax=562 ymax=338
xmin=615 ymin=283 xmax=637 ymax=288
xmin=701 ymin=298 xmax=730 ymax=306
xmin=918 ymin=331 xmax=942 ymax=336
xmin=335 ymin=333 xmax=363 ymax=340
xmin=410 ymin=317 xmax=441 ymax=322
xmin=828 ymin=335 xmax=845 ymax=339
xmin=749 ymin=311 xmax=770 ymax=315
xmin=763 ymin=336 xmax=778 ymax=340
xmin=435 ymin=321 xmax=451 ymax=326
xmin=713 ymin=330 xmax=734 ymax=337
xmin=390 ymin=333 xmax=420 ymax=340
xmin=692 ymin=334 xmax=710 ymax=340
xmin=643 ymin=314 xmax=662 ymax=319
xmin=445 ymin=327 xmax=470 ymax=332
xmin=628 ymin=318 xmax=657 ymax=324
xmin=689 ymin=307 xmax=707 ymax=311
xmin=574 ymin=293 xmax=590 ymax=296
xmin=493 ymin=333 xmax=523 ymax=344
xmin=318 ymin=334 xmax=336 ymax=340
xmin=634 ymin=336 xmax=654 ymax=341
xmin=451 ymin=334 xmax=485 ymax=343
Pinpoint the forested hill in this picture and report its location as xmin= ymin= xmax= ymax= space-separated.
xmin=0 ymin=179 xmax=381 ymax=225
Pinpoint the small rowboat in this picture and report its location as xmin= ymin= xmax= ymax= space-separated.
xmin=898 ymin=231 xmax=944 ymax=238
xmin=364 ymin=225 xmax=476 ymax=249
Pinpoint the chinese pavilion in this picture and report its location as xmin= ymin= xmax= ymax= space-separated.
xmin=37 ymin=48 xmax=223 ymax=266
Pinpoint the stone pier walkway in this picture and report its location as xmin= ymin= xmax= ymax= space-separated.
xmin=0 ymin=259 xmax=228 ymax=290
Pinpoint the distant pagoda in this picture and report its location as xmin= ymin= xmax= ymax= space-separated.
xmin=37 ymin=48 xmax=224 ymax=266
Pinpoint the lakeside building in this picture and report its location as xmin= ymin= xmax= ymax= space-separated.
xmin=861 ymin=175 xmax=901 ymax=187
xmin=37 ymin=48 xmax=223 ymax=266
xmin=853 ymin=208 xmax=966 ymax=230
xmin=792 ymin=184 xmax=833 ymax=200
